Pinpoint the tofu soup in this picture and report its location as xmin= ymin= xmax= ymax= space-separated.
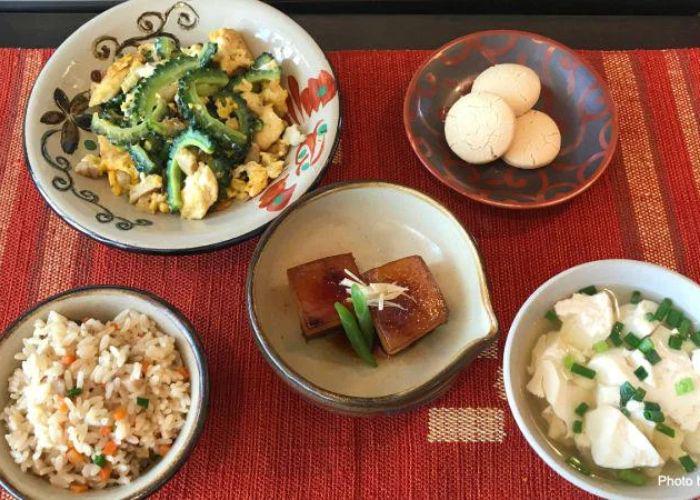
xmin=526 ymin=286 xmax=700 ymax=486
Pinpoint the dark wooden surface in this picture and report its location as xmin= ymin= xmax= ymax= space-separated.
xmin=2 ymin=12 xmax=700 ymax=50
xmin=2 ymin=0 xmax=700 ymax=14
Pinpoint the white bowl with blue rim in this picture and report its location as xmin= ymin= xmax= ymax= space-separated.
xmin=24 ymin=0 xmax=340 ymax=254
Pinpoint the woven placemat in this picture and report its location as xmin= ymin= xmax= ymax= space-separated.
xmin=2 ymin=47 xmax=700 ymax=498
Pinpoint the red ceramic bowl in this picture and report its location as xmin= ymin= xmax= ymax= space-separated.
xmin=403 ymin=30 xmax=618 ymax=209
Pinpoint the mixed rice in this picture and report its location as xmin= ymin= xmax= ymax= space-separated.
xmin=2 ymin=310 xmax=190 ymax=492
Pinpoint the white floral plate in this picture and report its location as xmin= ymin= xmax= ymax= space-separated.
xmin=24 ymin=0 xmax=340 ymax=254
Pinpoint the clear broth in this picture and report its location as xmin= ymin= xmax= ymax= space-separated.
xmin=525 ymin=285 xmax=689 ymax=484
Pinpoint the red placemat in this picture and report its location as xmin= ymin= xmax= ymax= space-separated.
xmin=2 ymin=47 xmax=700 ymax=498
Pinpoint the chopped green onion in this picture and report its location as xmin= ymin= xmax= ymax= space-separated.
xmin=634 ymin=366 xmax=649 ymax=381
xmin=654 ymin=298 xmax=673 ymax=321
xmin=638 ymin=337 xmax=654 ymax=354
xmin=67 ymin=387 xmax=82 ymax=398
xmin=620 ymin=407 xmax=631 ymax=417
xmin=579 ymin=285 xmax=598 ymax=296
xmin=563 ymin=353 xmax=575 ymax=369
xmin=644 ymin=401 xmax=661 ymax=411
xmin=679 ymin=318 xmax=694 ymax=338
xmin=609 ymin=322 xmax=624 ymax=346
xmin=545 ymin=309 xmax=559 ymax=323
xmin=566 ymin=456 xmax=591 ymax=476
xmin=617 ymin=469 xmax=647 ymax=486
xmin=675 ymin=377 xmax=695 ymax=396
xmin=593 ymin=340 xmax=609 ymax=353
xmin=644 ymin=349 xmax=661 ymax=365
xmin=680 ymin=455 xmax=697 ymax=473
xmin=645 ymin=312 xmax=655 ymax=321
xmin=630 ymin=291 xmax=642 ymax=304
xmin=643 ymin=410 xmax=665 ymax=423
xmin=666 ymin=309 xmax=684 ymax=328
xmin=572 ymin=420 xmax=583 ymax=434
xmin=668 ymin=334 xmax=684 ymax=350
xmin=633 ymin=387 xmax=646 ymax=401
xmin=351 ymin=283 xmax=375 ymax=348
xmin=620 ymin=382 xmax=638 ymax=406
xmin=624 ymin=333 xmax=641 ymax=349
xmin=655 ymin=422 xmax=676 ymax=438
xmin=334 ymin=302 xmax=377 ymax=367
xmin=92 ymin=454 xmax=107 ymax=467
xmin=570 ymin=363 xmax=596 ymax=379
xmin=574 ymin=402 xmax=589 ymax=417
xmin=136 ymin=397 xmax=149 ymax=409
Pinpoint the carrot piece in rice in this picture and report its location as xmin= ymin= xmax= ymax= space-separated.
xmin=69 ymin=483 xmax=89 ymax=493
xmin=61 ymin=354 xmax=76 ymax=366
xmin=158 ymin=444 xmax=171 ymax=456
xmin=66 ymin=448 xmax=85 ymax=466
xmin=113 ymin=407 xmax=127 ymax=420
xmin=99 ymin=425 xmax=111 ymax=437
xmin=99 ymin=465 xmax=112 ymax=482
xmin=103 ymin=440 xmax=118 ymax=456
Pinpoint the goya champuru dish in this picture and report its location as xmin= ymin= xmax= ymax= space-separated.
xmin=3 ymin=310 xmax=190 ymax=492
xmin=287 ymin=253 xmax=449 ymax=366
xmin=527 ymin=287 xmax=700 ymax=486
xmin=80 ymin=28 xmax=304 ymax=219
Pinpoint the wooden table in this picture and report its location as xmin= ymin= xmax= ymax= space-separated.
xmin=2 ymin=6 xmax=700 ymax=50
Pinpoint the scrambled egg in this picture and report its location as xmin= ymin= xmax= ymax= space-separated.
xmin=89 ymin=53 xmax=144 ymax=106
xmin=82 ymin=28 xmax=307 ymax=219
xmin=97 ymin=136 xmax=138 ymax=197
xmin=228 ymin=161 xmax=268 ymax=200
xmin=181 ymin=163 xmax=218 ymax=219
xmin=215 ymin=95 xmax=238 ymax=119
xmin=134 ymin=192 xmax=169 ymax=214
xmin=235 ymin=79 xmax=264 ymax=115
xmin=181 ymin=43 xmax=204 ymax=58
xmin=261 ymin=80 xmax=288 ymax=115
xmin=260 ymin=152 xmax=284 ymax=178
xmin=235 ymin=78 xmax=288 ymax=115
xmin=227 ymin=150 xmax=285 ymax=201
xmin=255 ymin=105 xmax=286 ymax=151
xmin=209 ymin=28 xmax=253 ymax=75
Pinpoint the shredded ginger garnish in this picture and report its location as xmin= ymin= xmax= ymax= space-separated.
xmin=340 ymin=269 xmax=411 ymax=311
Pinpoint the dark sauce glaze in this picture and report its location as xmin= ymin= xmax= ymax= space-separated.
xmin=287 ymin=253 xmax=360 ymax=338
xmin=364 ymin=255 xmax=448 ymax=355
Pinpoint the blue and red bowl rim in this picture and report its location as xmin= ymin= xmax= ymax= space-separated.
xmin=402 ymin=29 xmax=620 ymax=210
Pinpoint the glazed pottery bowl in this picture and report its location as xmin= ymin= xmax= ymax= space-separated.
xmin=504 ymin=259 xmax=700 ymax=498
xmin=247 ymin=181 xmax=498 ymax=415
xmin=404 ymin=30 xmax=618 ymax=209
xmin=25 ymin=0 xmax=340 ymax=253
xmin=0 ymin=287 xmax=209 ymax=499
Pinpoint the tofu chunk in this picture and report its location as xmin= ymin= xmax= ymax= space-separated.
xmin=554 ymin=292 xmax=613 ymax=352
xmin=287 ymin=253 xmax=360 ymax=338
xmin=585 ymin=405 xmax=663 ymax=469
xmin=362 ymin=256 xmax=448 ymax=355
xmin=619 ymin=299 xmax=660 ymax=339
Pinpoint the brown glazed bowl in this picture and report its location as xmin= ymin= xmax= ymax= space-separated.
xmin=404 ymin=30 xmax=618 ymax=209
